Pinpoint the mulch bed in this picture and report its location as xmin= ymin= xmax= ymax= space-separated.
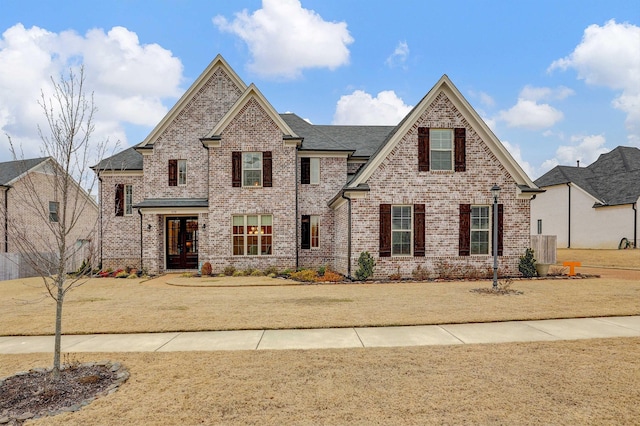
xmin=0 ymin=361 xmax=128 ymax=425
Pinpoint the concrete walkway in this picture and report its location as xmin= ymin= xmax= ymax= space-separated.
xmin=1 ymin=316 xmax=639 ymax=354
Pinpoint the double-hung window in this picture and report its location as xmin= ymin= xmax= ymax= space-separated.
xmin=178 ymin=160 xmax=187 ymax=185
xmin=49 ymin=201 xmax=59 ymax=223
xmin=470 ymin=206 xmax=490 ymax=255
xmin=243 ymin=153 xmax=262 ymax=187
xmin=391 ymin=206 xmax=412 ymax=256
xmin=168 ymin=159 xmax=186 ymax=186
xmin=430 ymin=129 xmax=453 ymax=171
xmin=233 ymin=214 xmax=272 ymax=256
xmin=124 ymin=185 xmax=133 ymax=216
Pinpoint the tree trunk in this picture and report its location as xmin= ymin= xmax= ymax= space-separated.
xmin=52 ymin=284 xmax=64 ymax=378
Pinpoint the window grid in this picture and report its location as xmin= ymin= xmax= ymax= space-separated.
xmin=243 ymin=153 xmax=262 ymax=187
xmin=471 ymin=206 xmax=490 ymax=255
xmin=178 ymin=160 xmax=187 ymax=185
xmin=124 ymin=185 xmax=133 ymax=216
xmin=430 ymin=129 xmax=453 ymax=171
xmin=233 ymin=214 xmax=272 ymax=256
xmin=311 ymin=215 xmax=320 ymax=248
xmin=392 ymin=205 xmax=412 ymax=256
xmin=49 ymin=201 xmax=59 ymax=223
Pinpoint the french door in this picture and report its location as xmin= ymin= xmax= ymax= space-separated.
xmin=166 ymin=217 xmax=198 ymax=269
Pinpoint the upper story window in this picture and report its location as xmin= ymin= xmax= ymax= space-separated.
xmin=178 ymin=160 xmax=187 ymax=185
xmin=418 ymin=127 xmax=466 ymax=172
xmin=124 ymin=184 xmax=133 ymax=216
xmin=168 ymin=159 xmax=186 ymax=186
xmin=430 ymin=129 xmax=453 ymax=171
xmin=232 ymin=151 xmax=272 ymax=188
xmin=49 ymin=201 xmax=59 ymax=223
xmin=243 ymin=152 xmax=262 ymax=187
xmin=301 ymin=157 xmax=320 ymax=185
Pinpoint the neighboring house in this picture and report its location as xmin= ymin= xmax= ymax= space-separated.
xmin=93 ymin=55 xmax=540 ymax=278
xmin=532 ymin=146 xmax=640 ymax=249
xmin=0 ymin=157 xmax=99 ymax=280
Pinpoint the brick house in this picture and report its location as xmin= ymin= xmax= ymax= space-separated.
xmin=93 ymin=55 xmax=540 ymax=278
xmin=0 ymin=157 xmax=99 ymax=279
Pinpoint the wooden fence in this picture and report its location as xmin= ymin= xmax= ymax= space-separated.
xmin=530 ymin=235 xmax=557 ymax=264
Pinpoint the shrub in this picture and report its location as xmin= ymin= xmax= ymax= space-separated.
xmin=389 ymin=267 xmax=402 ymax=281
xmin=412 ymin=265 xmax=430 ymax=281
xmin=317 ymin=265 xmax=326 ymax=277
xmin=264 ymin=266 xmax=279 ymax=276
xmin=355 ymin=251 xmax=375 ymax=281
xmin=127 ymin=273 xmax=138 ymax=279
xmin=223 ymin=265 xmax=236 ymax=276
xmin=434 ymin=260 xmax=461 ymax=280
xmin=180 ymin=272 xmax=194 ymax=278
xmin=319 ymin=269 xmax=343 ymax=282
xmin=518 ymin=248 xmax=537 ymax=278
xmin=115 ymin=270 xmax=129 ymax=279
xmin=250 ymin=269 xmax=263 ymax=277
xmin=232 ymin=270 xmax=245 ymax=277
xmin=201 ymin=262 xmax=213 ymax=276
xmin=289 ymin=269 xmax=319 ymax=282
xmin=243 ymin=267 xmax=256 ymax=276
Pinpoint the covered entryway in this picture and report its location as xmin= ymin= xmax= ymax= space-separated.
xmin=166 ymin=216 xmax=199 ymax=269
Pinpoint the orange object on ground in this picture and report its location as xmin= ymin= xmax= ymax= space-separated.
xmin=563 ymin=261 xmax=581 ymax=276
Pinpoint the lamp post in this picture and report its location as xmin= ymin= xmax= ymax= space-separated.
xmin=491 ymin=184 xmax=501 ymax=289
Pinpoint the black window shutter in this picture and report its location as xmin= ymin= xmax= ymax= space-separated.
xmin=459 ymin=204 xmax=471 ymax=256
xmin=379 ymin=204 xmax=391 ymax=257
xmin=454 ymin=128 xmax=466 ymax=172
xmin=494 ymin=203 xmax=504 ymax=256
xmin=168 ymin=160 xmax=177 ymax=186
xmin=418 ymin=127 xmax=430 ymax=171
xmin=232 ymin=152 xmax=241 ymax=187
xmin=301 ymin=215 xmax=311 ymax=250
xmin=263 ymin=151 xmax=272 ymax=187
xmin=301 ymin=157 xmax=311 ymax=184
xmin=115 ymin=184 xmax=124 ymax=217
xmin=414 ymin=204 xmax=425 ymax=256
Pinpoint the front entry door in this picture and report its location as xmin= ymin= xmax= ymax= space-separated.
xmin=166 ymin=217 xmax=198 ymax=269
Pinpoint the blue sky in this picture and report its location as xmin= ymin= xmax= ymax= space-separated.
xmin=0 ymin=0 xmax=638 ymax=179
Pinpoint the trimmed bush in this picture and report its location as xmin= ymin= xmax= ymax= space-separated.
xmin=201 ymin=262 xmax=212 ymax=276
xmin=355 ymin=251 xmax=375 ymax=281
xmin=289 ymin=269 xmax=319 ymax=282
xmin=518 ymin=248 xmax=537 ymax=278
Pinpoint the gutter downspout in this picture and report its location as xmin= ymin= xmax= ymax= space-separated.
xmin=138 ymin=208 xmax=144 ymax=271
xmin=2 ymin=185 xmax=9 ymax=252
xmin=566 ymin=183 xmax=571 ymax=248
xmin=633 ymin=202 xmax=637 ymax=249
xmin=98 ymin=176 xmax=103 ymax=267
xmin=341 ymin=192 xmax=352 ymax=279
xmin=295 ymin=147 xmax=299 ymax=270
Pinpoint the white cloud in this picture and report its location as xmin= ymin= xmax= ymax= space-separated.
xmin=332 ymin=90 xmax=413 ymax=125
xmin=385 ymin=41 xmax=409 ymax=68
xmin=549 ymin=20 xmax=640 ymax=144
xmin=496 ymin=85 xmax=571 ymax=130
xmin=213 ymin=0 xmax=353 ymax=79
xmin=497 ymin=99 xmax=563 ymax=130
xmin=542 ymin=134 xmax=609 ymax=171
xmin=0 ymin=24 xmax=183 ymax=162
xmin=502 ymin=140 xmax=536 ymax=179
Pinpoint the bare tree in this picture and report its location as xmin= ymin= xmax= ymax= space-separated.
xmin=5 ymin=67 xmax=106 ymax=378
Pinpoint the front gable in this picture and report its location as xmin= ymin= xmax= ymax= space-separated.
xmin=348 ymin=75 xmax=536 ymax=197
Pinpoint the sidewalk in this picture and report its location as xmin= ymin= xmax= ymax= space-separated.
xmin=1 ymin=316 xmax=639 ymax=354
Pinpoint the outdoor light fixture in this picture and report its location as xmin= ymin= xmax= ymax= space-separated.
xmin=147 ymin=224 xmax=152 ymax=231
xmin=491 ymin=184 xmax=501 ymax=289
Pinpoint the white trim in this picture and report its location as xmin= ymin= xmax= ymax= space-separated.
xmin=299 ymin=151 xmax=351 ymax=158
xmin=139 ymin=55 xmax=247 ymax=147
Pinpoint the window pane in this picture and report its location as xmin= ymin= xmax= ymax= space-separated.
xmin=178 ymin=160 xmax=187 ymax=185
xmin=431 ymin=151 xmax=452 ymax=171
xmin=430 ymin=129 xmax=452 ymax=149
xmin=471 ymin=206 xmax=489 ymax=230
xmin=471 ymin=230 xmax=489 ymax=255
xmin=247 ymin=235 xmax=259 ymax=255
xmin=392 ymin=206 xmax=411 ymax=230
xmin=243 ymin=170 xmax=261 ymax=187
xmin=392 ymin=231 xmax=411 ymax=255
xmin=310 ymin=158 xmax=320 ymax=184
xmin=311 ymin=216 xmax=319 ymax=248
xmin=49 ymin=201 xmax=59 ymax=222
xmin=261 ymin=235 xmax=272 ymax=255
xmin=167 ymin=219 xmax=180 ymax=255
xmin=125 ymin=185 xmax=133 ymax=215
xmin=233 ymin=236 xmax=244 ymax=255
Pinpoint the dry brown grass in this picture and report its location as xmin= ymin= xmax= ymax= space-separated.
xmin=2 ymin=339 xmax=639 ymax=425
xmin=2 ymin=250 xmax=640 ymax=336
xmin=557 ymin=247 xmax=640 ymax=269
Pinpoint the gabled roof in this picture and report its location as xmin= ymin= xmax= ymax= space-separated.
xmin=347 ymin=75 xmax=537 ymax=189
xmin=535 ymin=146 xmax=640 ymax=206
xmin=0 ymin=157 xmax=49 ymax=186
xmin=205 ymin=84 xmax=298 ymax=139
xmin=92 ymin=146 xmax=143 ymax=171
xmin=139 ymin=54 xmax=247 ymax=148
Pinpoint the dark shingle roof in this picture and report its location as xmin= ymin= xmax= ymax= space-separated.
xmin=0 ymin=157 xmax=49 ymax=185
xmin=280 ymin=113 xmax=394 ymax=157
xmin=134 ymin=198 xmax=208 ymax=208
xmin=92 ymin=146 xmax=143 ymax=171
xmin=534 ymin=146 xmax=640 ymax=206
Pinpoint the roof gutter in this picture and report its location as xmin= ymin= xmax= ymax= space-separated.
xmin=566 ymin=183 xmax=571 ymax=248
xmin=634 ymin=202 xmax=637 ymax=249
